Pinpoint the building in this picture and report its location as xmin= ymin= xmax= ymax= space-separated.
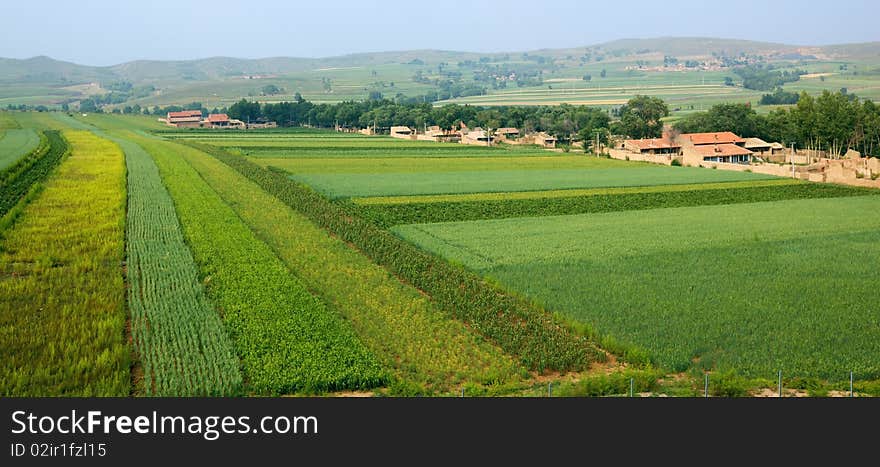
xmin=531 ymin=132 xmax=557 ymax=149
xmin=679 ymin=131 xmax=745 ymax=146
xmin=623 ymin=137 xmax=681 ymax=155
xmin=460 ymin=128 xmax=495 ymax=146
xmin=494 ymin=128 xmax=520 ymax=141
xmin=390 ymin=126 xmax=414 ymax=139
xmin=744 ymin=138 xmax=784 ymax=156
xmin=166 ymin=110 xmax=203 ymax=128
xmin=679 ymin=131 xmax=753 ymax=165
xmin=206 ymin=113 xmax=231 ymax=127
xmin=688 ymin=143 xmax=754 ymax=164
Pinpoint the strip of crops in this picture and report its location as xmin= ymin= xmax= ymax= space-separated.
xmin=141 ymin=137 xmax=386 ymax=394
xmin=118 ymin=135 xmax=242 ymax=396
xmin=355 ymin=182 xmax=875 ymax=227
xmin=0 ymin=131 xmax=67 ymax=220
xmin=0 ymin=129 xmax=41 ymax=171
xmin=395 ymin=195 xmax=880 ymax=380
xmin=0 ymin=131 xmax=128 ymax=396
xmin=186 ymin=141 xmax=602 ymax=372
xmin=255 ymin=155 xmax=633 ymax=174
xmin=286 ymin=166 xmax=781 ymax=198
xmin=353 ymin=179 xmax=801 ymax=205
xmin=178 ymin=144 xmax=524 ymax=394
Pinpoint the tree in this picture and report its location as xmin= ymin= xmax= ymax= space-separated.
xmin=600 ymin=69 xmax=606 ymax=78
xmin=615 ymin=95 xmax=669 ymax=138
xmin=582 ymin=74 xmax=591 ymax=82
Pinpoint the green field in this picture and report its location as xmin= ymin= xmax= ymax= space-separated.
xmin=179 ymin=141 xmax=525 ymax=393
xmin=395 ymin=196 xmax=880 ymax=380
xmin=0 ymin=128 xmax=40 ymax=171
xmin=0 ymin=131 xmax=129 ymax=396
xmin=116 ymin=134 xmax=242 ymax=396
xmin=290 ymin=166 xmax=780 ymax=198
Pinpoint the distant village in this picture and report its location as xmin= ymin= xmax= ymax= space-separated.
xmin=163 ymin=110 xmax=277 ymax=129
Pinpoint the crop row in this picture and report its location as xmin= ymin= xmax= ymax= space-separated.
xmin=118 ymin=134 xmax=242 ymax=396
xmin=141 ymin=137 xmax=387 ymax=394
xmin=354 ymin=182 xmax=876 ymax=227
xmin=187 ymin=141 xmax=602 ymax=372
xmin=178 ymin=143 xmax=525 ymax=394
xmin=0 ymin=131 xmax=129 ymax=396
xmin=0 ymin=130 xmax=68 ymax=220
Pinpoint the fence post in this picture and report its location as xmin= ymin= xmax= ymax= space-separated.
xmin=704 ymin=373 xmax=709 ymax=398
xmin=629 ymin=378 xmax=634 ymax=397
xmin=461 ymin=387 xmax=464 ymax=398
xmin=850 ymin=371 xmax=854 ymax=398
xmin=548 ymin=382 xmax=552 ymax=397
xmin=778 ymin=370 xmax=782 ymax=398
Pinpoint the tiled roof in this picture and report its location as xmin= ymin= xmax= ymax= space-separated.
xmin=693 ymin=143 xmax=753 ymax=157
xmin=682 ymin=132 xmax=745 ymax=145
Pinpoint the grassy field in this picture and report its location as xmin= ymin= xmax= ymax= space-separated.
xmin=0 ymin=131 xmax=128 ymax=396
xmin=179 ymin=142 xmax=525 ymax=394
xmin=0 ymin=129 xmax=40 ymax=171
xmin=395 ymin=195 xmax=880 ymax=380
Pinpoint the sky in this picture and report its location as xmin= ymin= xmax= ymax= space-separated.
xmin=2 ymin=0 xmax=878 ymax=66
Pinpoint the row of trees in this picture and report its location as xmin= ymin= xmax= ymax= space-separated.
xmin=673 ymin=90 xmax=880 ymax=157
xmin=226 ymin=95 xmax=672 ymax=149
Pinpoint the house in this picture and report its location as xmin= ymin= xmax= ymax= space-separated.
xmin=390 ymin=126 xmax=414 ymax=139
xmin=460 ymin=128 xmax=495 ymax=146
xmin=743 ymin=137 xmax=784 ymax=156
xmin=531 ymin=132 xmax=557 ymax=149
xmin=417 ymin=126 xmax=461 ymax=143
xmin=623 ymin=137 xmax=681 ymax=155
xmin=206 ymin=113 xmax=231 ymax=127
xmin=166 ymin=110 xmax=203 ymax=128
xmin=679 ymin=131 xmax=746 ymax=146
xmin=679 ymin=131 xmax=752 ymax=165
xmin=494 ymin=127 xmax=520 ymax=141
xmin=687 ymin=143 xmax=754 ymax=164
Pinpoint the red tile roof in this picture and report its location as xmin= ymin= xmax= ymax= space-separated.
xmin=625 ymin=138 xmax=680 ymax=150
xmin=207 ymin=113 xmax=230 ymax=123
xmin=167 ymin=110 xmax=203 ymax=119
xmin=693 ymin=143 xmax=753 ymax=157
xmin=681 ymin=132 xmax=745 ymax=145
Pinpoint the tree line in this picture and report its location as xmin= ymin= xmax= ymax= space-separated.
xmin=225 ymin=94 xmax=670 ymax=148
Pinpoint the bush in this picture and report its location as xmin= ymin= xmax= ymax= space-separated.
xmin=670 ymin=158 xmax=682 ymax=166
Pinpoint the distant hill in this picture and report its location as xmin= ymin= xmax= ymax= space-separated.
xmin=10 ymin=37 xmax=880 ymax=85
xmin=1 ymin=37 xmax=878 ymax=109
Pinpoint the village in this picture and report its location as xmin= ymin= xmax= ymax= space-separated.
xmin=349 ymin=120 xmax=880 ymax=189
xmin=162 ymin=110 xmax=278 ymax=129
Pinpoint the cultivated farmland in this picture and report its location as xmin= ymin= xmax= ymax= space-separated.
xmin=0 ymin=131 xmax=128 ymax=396
xmin=4 ymin=111 xmax=879 ymax=398
xmin=116 ymin=134 xmax=242 ymax=396
xmin=396 ymin=196 xmax=880 ymax=380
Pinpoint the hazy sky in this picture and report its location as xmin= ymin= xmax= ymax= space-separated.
xmin=2 ymin=0 xmax=877 ymax=66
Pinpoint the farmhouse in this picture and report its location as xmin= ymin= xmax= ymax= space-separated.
xmin=166 ymin=110 xmax=203 ymax=128
xmin=390 ymin=126 xmax=414 ymax=139
xmin=623 ymin=137 xmax=681 ymax=155
xmin=744 ymin=137 xmax=784 ymax=156
xmin=460 ymin=128 xmax=495 ymax=145
xmin=680 ymin=131 xmax=752 ymax=165
xmin=494 ymin=127 xmax=520 ymax=141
